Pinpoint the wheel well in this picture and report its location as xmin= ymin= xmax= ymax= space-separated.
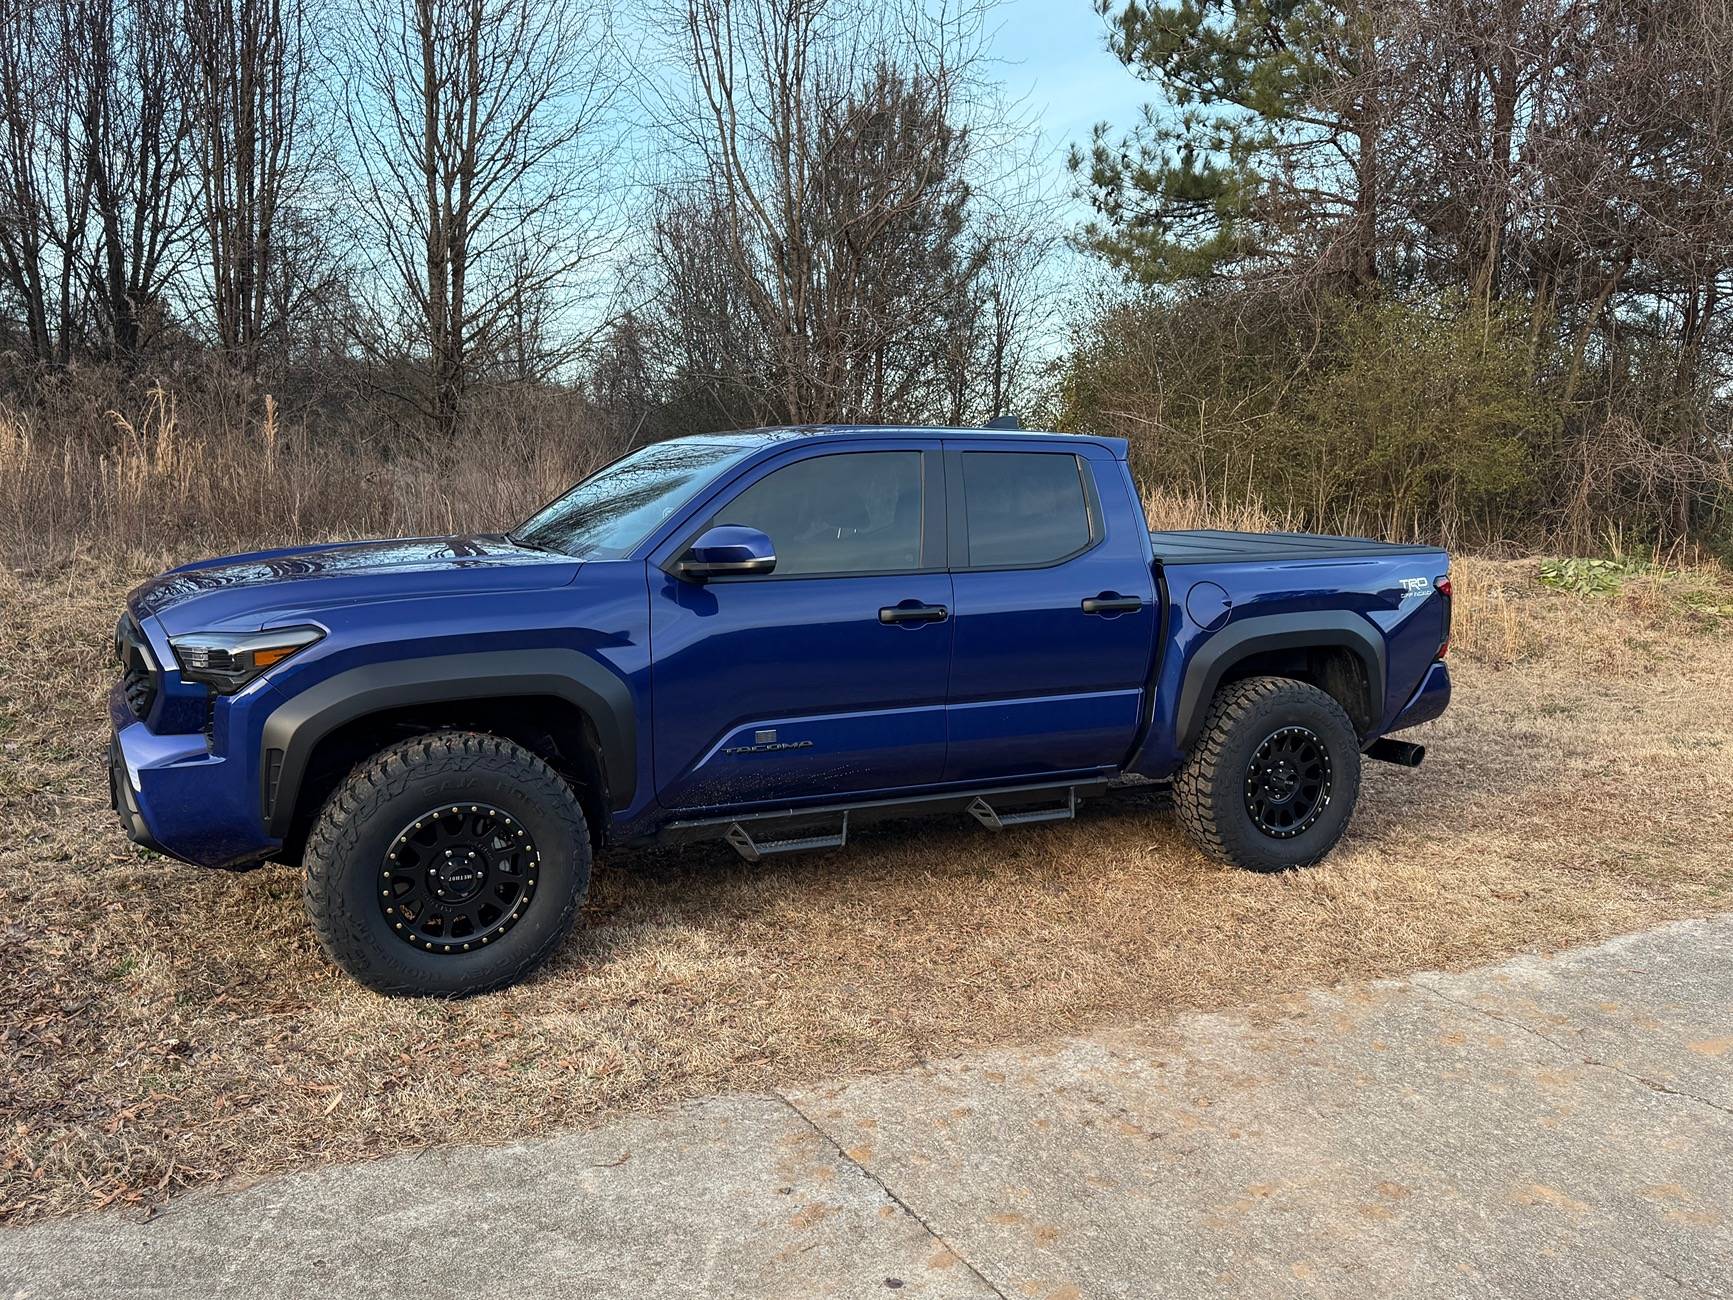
xmin=1216 ymin=646 xmax=1373 ymax=735
xmin=276 ymin=695 xmax=610 ymax=866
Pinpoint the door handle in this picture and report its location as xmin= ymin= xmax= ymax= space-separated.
xmin=1081 ymin=594 xmax=1144 ymax=616
xmin=879 ymin=602 xmax=949 ymax=625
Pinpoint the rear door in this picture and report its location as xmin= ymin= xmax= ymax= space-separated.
xmin=942 ymin=443 xmax=1157 ymax=783
xmin=649 ymin=442 xmax=953 ymax=812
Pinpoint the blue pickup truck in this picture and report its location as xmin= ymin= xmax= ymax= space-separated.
xmin=109 ymin=425 xmax=1451 ymax=994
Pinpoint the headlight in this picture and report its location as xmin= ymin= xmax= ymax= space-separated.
xmin=169 ymin=627 xmax=324 ymax=693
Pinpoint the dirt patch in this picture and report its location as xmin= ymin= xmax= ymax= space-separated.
xmin=2 ymin=556 xmax=1730 ymax=1222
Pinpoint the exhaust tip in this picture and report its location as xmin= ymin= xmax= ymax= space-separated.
xmin=1367 ymin=738 xmax=1426 ymax=768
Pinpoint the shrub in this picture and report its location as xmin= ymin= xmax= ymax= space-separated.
xmin=1059 ymin=287 xmax=1729 ymax=552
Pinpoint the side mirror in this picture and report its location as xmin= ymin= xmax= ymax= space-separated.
xmin=675 ymin=525 xmax=776 ymax=581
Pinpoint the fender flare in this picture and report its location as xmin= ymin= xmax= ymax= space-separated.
xmin=1174 ymin=612 xmax=1386 ymax=753
xmin=259 ymin=649 xmax=636 ymax=837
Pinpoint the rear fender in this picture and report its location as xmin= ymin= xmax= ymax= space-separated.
xmin=1173 ymin=612 xmax=1387 ymax=752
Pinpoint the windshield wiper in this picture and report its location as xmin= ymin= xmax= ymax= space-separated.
xmin=505 ymin=530 xmax=562 ymax=554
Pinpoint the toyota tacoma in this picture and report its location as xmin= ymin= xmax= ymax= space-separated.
xmin=109 ymin=426 xmax=1451 ymax=994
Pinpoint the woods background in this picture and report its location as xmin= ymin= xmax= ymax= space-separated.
xmin=1 ymin=0 xmax=1729 ymax=566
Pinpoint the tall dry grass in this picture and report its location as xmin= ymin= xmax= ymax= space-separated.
xmin=1141 ymin=484 xmax=1304 ymax=534
xmin=0 ymin=392 xmax=1424 ymax=572
xmin=6 ymin=386 xmax=1729 ymax=648
xmin=0 ymin=386 xmax=624 ymax=572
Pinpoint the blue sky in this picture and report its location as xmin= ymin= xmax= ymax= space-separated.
xmin=987 ymin=0 xmax=1150 ymax=173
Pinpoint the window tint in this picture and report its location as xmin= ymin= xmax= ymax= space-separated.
xmin=714 ymin=452 xmax=923 ymax=576
xmin=961 ymin=452 xmax=1091 ymax=567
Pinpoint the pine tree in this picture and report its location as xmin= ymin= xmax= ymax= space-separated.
xmin=1072 ymin=0 xmax=1393 ymax=290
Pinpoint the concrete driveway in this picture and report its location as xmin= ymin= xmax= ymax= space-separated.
xmin=5 ymin=916 xmax=1731 ymax=1299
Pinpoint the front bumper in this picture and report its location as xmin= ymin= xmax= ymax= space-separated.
xmin=108 ymin=735 xmax=170 ymax=856
xmin=108 ymin=682 xmax=279 ymax=869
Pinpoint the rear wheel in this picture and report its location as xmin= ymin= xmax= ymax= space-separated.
xmin=303 ymin=730 xmax=590 ymax=995
xmin=1173 ymin=676 xmax=1361 ymax=871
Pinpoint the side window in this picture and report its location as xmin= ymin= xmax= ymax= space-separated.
xmin=960 ymin=452 xmax=1092 ymax=567
xmin=714 ymin=451 xmax=923 ymax=576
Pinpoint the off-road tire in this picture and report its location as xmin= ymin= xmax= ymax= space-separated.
xmin=1173 ymin=676 xmax=1361 ymax=872
xmin=303 ymin=730 xmax=590 ymax=996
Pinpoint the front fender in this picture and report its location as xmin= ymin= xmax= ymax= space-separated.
xmin=258 ymin=649 xmax=636 ymax=837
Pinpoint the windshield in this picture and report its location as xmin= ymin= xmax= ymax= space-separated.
xmin=511 ymin=438 xmax=755 ymax=559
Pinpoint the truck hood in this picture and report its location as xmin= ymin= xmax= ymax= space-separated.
xmin=131 ymin=535 xmax=581 ymax=634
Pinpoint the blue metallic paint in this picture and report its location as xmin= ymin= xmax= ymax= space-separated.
xmin=647 ymin=568 xmax=955 ymax=810
xmin=1387 ymin=659 xmax=1453 ymax=733
xmin=107 ymin=424 xmax=1452 ymax=868
xmin=941 ymin=445 xmax=1158 ymax=783
xmin=677 ymin=524 xmax=777 ymax=576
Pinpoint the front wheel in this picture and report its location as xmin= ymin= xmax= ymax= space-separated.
xmin=303 ymin=730 xmax=591 ymax=995
xmin=1173 ymin=676 xmax=1362 ymax=871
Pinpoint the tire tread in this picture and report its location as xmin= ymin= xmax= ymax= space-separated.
xmin=302 ymin=729 xmax=587 ymax=995
xmin=1173 ymin=676 xmax=1358 ymax=871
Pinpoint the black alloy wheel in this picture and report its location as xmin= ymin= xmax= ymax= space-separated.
xmin=1243 ymin=725 xmax=1333 ymax=839
xmin=381 ymin=802 xmax=541 ymax=954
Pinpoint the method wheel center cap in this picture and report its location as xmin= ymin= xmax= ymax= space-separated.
xmin=430 ymin=848 xmax=487 ymax=902
xmin=1264 ymin=762 xmax=1298 ymax=800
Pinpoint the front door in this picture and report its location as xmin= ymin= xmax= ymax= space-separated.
xmin=942 ymin=444 xmax=1158 ymax=783
xmin=650 ymin=444 xmax=953 ymax=812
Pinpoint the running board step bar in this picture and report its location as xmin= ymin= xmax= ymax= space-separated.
xmin=724 ymin=813 xmax=849 ymax=863
xmin=659 ymin=778 xmax=1112 ymax=857
xmin=966 ymin=788 xmax=1077 ymax=831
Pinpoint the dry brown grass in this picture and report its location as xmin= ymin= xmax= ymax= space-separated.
xmin=0 ymin=388 xmax=621 ymax=570
xmin=1142 ymin=481 xmax=1453 ymax=542
xmin=2 ymin=541 xmax=1730 ymax=1224
xmin=1142 ymin=484 xmax=1306 ymax=534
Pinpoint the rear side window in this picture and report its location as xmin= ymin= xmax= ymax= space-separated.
xmin=714 ymin=451 xmax=923 ymax=576
xmin=960 ymin=452 xmax=1092 ymax=567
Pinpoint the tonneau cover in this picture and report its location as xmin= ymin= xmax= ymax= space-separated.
xmin=1150 ymin=529 xmax=1441 ymax=565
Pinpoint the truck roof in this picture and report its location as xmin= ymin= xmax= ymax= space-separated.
xmin=695 ymin=424 xmax=1130 ymax=458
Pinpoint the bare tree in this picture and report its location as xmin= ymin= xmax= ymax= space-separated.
xmin=662 ymin=0 xmax=1003 ymax=423
xmin=0 ymin=0 xmax=73 ymax=363
xmin=646 ymin=191 xmax=779 ymax=426
xmin=971 ymin=220 xmax=1053 ymax=421
xmin=71 ymin=0 xmax=195 ymax=359
xmin=583 ymin=309 xmax=657 ymax=443
xmin=183 ymin=0 xmax=315 ymax=372
xmin=339 ymin=0 xmax=619 ymax=437
xmin=0 ymin=0 xmax=190 ymax=364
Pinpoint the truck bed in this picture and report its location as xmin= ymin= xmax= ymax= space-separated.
xmin=1149 ymin=529 xmax=1441 ymax=565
